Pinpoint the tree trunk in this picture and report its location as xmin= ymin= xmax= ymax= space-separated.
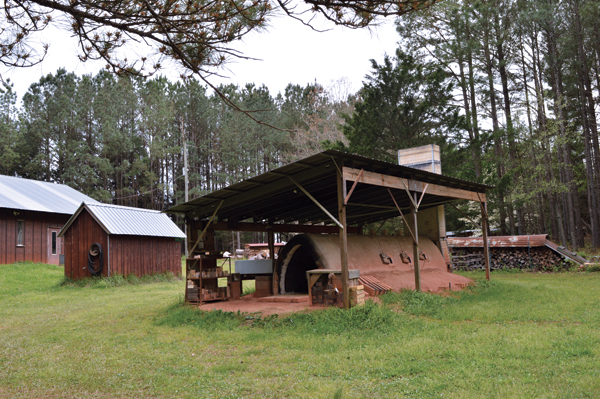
xmin=546 ymin=21 xmax=579 ymax=249
xmin=495 ymin=14 xmax=525 ymax=235
xmin=572 ymin=0 xmax=600 ymax=247
xmin=532 ymin=31 xmax=558 ymax=240
xmin=457 ymin=57 xmax=482 ymax=179
xmin=483 ymin=34 xmax=508 ymax=235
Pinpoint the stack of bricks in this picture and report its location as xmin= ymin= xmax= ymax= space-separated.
xmin=323 ymin=285 xmax=344 ymax=307
xmin=311 ymin=282 xmax=324 ymax=304
xmin=187 ymin=286 xmax=199 ymax=301
xmin=335 ymin=291 xmax=344 ymax=308
xmin=350 ymin=285 xmax=365 ymax=306
xmin=201 ymin=267 xmax=228 ymax=278
xmin=311 ymin=275 xmax=355 ymax=308
xmin=201 ymin=286 xmax=229 ymax=301
xmin=324 ymin=287 xmax=335 ymax=306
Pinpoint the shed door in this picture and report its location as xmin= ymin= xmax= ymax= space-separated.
xmin=47 ymin=228 xmax=62 ymax=265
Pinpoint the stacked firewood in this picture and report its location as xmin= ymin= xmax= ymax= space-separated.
xmin=450 ymin=247 xmax=568 ymax=271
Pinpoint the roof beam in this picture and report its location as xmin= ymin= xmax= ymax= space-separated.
xmin=206 ymin=221 xmax=360 ymax=234
xmin=287 ymin=175 xmax=343 ymax=229
xmin=343 ymin=167 xmax=487 ymax=203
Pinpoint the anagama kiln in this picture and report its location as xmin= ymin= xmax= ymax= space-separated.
xmin=276 ymin=233 xmax=473 ymax=294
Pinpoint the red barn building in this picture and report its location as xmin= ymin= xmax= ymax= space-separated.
xmin=59 ymin=202 xmax=186 ymax=279
xmin=0 ymin=175 xmax=99 ymax=265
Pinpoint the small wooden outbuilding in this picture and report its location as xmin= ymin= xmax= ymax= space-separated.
xmin=0 ymin=174 xmax=99 ymax=265
xmin=59 ymin=202 xmax=186 ymax=280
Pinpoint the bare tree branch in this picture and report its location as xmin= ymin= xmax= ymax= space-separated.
xmin=1 ymin=0 xmax=439 ymax=127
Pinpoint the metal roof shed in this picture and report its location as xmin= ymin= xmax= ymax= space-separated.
xmin=0 ymin=174 xmax=100 ymax=215
xmin=166 ymin=150 xmax=493 ymax=308
xmin=60 ymin=203 xmax=185 ymax=280
xmin=0 ymin=175 xmax=99 ymax=265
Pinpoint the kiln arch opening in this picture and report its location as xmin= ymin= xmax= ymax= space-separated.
xmin=277 ymin=238 xmax=321 ymax=294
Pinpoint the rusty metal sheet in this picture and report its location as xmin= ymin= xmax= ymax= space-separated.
xmin=447 ymin=235 xmax=548 ymax=248
xmin=544 ymin=239 xmax=588 ymax=265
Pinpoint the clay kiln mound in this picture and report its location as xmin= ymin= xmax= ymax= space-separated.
xmin=276 ymin=234 xmax=472 ymax=293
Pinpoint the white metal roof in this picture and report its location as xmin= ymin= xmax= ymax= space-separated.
xmin=0 ymin=175 xmax=99 ymax=214
xmin=59 ymin=202 xmax=186 ymax=238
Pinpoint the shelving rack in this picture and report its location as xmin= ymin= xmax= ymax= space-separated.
xmin=185 ymin=252 xmax=231 ymax=304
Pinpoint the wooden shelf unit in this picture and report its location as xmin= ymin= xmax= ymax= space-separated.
xmin=185 ymin=254 xmax=232 ymax=304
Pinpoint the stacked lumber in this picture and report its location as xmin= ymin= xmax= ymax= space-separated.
xmin=359 ymin=275 xmax=392 ymax=296
xmin=450 ymin=247 xmax=569 ymax=271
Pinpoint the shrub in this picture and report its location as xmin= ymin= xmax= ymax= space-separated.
xmin=586 ymin=263 xmax=600 ymax=273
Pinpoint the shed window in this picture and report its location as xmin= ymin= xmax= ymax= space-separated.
xmin=16 ymin=220 xmax=24 ymax=246
xmin=51 ymin=231 xmax=57 ymax=255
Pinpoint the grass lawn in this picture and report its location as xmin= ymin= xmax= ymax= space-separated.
xmin=1 ymin=263 xmax=600 ymax=398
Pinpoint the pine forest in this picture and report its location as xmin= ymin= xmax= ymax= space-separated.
xmin=0 ymin=0 xmax=599 ymax=251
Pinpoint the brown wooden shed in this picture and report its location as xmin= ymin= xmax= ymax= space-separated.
xmin=0 ymin=174 xmax=99 ymax=265
xmin=59 ymin=202 xmax=186 ymax=280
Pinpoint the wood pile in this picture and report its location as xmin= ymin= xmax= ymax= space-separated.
xmin=450 ymin=247 xmax=568 ymax=271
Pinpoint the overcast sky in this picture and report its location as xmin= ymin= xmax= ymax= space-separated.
xmin=2 ymin=15 xmax=400 ymax=102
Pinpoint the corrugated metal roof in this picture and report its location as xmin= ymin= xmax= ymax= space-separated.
xmin=165 ymin=150 xmax=493 ymax=226
xmin=447 ymin=235 xmax=549 ymax=248
xmin=60 ymin=202 xmax=186 ymax=238
xmin=543 ymin=239 xmax=588 ymax=265
xmin=0 ymin=175 xmax=99 ymax=214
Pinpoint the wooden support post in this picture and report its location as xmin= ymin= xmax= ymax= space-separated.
xmin=337 ymin=166 xmax=350 ymax=309
xmin=482 ymin=202 xmax=491 ymax=281
xmin=186 ymin=217 xmax=194 ymax=256
xmin=267 ymin=228 xmax=275 ymax=260
xmin=267 ymin=227 xmax=276 ymax=294
xmin=410 ymin=193 xmax=421 ymax=292
xmin=182 ymin=118 xmax=189 ymax=257
xmin=202 ymin=224 xmax=215 ymax=252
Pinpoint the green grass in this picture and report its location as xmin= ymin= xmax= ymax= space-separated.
xmin=2 ymin=262 xmax=600 ymax=398
xmin=58 ymin=271 xmax=180 ymax=288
